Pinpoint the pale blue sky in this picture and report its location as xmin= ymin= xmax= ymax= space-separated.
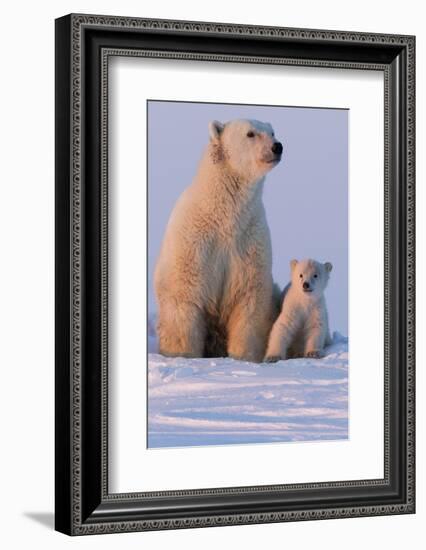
xmin=147 ymin=101 xmax=348 ymax=335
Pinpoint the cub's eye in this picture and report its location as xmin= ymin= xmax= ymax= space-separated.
xmin=271 ymin=132 xmax=275 ymax=137
xmin=247 ymin=131 xmax=255 ymax=138
xmin=314 ymin=274 xmax=318 ymax=278
xmin=299 ymin=274 xmax=303 ymax=278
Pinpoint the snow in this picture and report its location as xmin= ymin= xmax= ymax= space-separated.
xmin=147 ymin=330 xmax=348 ymax=449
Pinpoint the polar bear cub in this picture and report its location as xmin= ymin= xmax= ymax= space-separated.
xmin=264 ymin=259 xmax=333 ymax=362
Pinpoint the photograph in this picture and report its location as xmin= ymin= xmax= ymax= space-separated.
xmin=147 ymin=100 xmax=349 ymax=448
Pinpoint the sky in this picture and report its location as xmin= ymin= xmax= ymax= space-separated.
xmin=147 ymin=100 xmax=348 ymax=335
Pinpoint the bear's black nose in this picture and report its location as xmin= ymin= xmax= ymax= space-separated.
xmin=272 ymin=142 xmax=283 ymax=155
xmin=303 ymin=281 xmax=310 ymax=290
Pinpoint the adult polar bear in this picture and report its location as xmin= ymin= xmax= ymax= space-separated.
xmin=154 ymin=119 xmax=283 ymax=362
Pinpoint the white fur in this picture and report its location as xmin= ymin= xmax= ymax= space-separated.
xmin=154 ymin=119 xmax=282 ymax=362
xmin=265 ymin=259 xmax=333 ymax=362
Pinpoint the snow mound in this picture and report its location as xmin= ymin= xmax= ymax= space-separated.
xmin=148 ymin=332 xmax=348 ymax=448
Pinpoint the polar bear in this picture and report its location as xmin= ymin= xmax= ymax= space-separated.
xmin=264 ymin=259 xmax=333 ymax=362
xmin=154 ymin=119 xmax=283 ymax=362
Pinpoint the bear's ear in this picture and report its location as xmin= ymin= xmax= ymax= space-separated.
xmin=290 ymin=259 xmax=298 ymax=270
xmin=209 ymin=120 xmax=224 ymax=141
xmin=324 ymin=262 xmax=333 ymax=272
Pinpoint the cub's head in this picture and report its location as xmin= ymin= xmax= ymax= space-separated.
xmin=290 ymin=259 xmax=332 ymax=297
xmin=208 ymin=119 xmax=283 ymax=182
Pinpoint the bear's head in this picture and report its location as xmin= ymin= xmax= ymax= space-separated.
xmin=290 ymin=259 xmax=332 ymax=297
xmin=208 ymin=119 xmax=283 ymax=182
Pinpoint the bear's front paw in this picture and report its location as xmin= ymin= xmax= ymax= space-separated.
xmin=305 ymin=350 xmax=321 ymax=359
xmin=264 ymin=355 xmax=281 ymax=364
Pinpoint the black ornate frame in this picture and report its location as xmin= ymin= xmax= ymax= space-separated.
xmin=55 ymin=13 xmax=415 ymax=535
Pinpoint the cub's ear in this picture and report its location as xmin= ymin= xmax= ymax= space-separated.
xmin=324 ymin=262 xmax=333 ymax=272
xmin=209 ymin=120 xmax=225 ymax=141
xmin=290 ymin=259 xmax=298 ymax=270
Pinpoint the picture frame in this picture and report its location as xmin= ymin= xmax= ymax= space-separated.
xmin=55 ymin=13 xmax=415 ymax=535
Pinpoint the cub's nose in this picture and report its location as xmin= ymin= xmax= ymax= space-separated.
xmin=272 ymin=142 xmax=283 ymax=155
xmin=303 ymin=281 xmax=310 ymax=290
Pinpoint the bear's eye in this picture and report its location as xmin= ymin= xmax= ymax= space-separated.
xmin=299 ymin=274 xmax=303 ymax=278
xmin=247 ymin=131 xmax=255 ymax=138
xmin=314 ymin=274 xmax=318 ymax=278
xmin=271 ymin=132 xmax=275 ymax=137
